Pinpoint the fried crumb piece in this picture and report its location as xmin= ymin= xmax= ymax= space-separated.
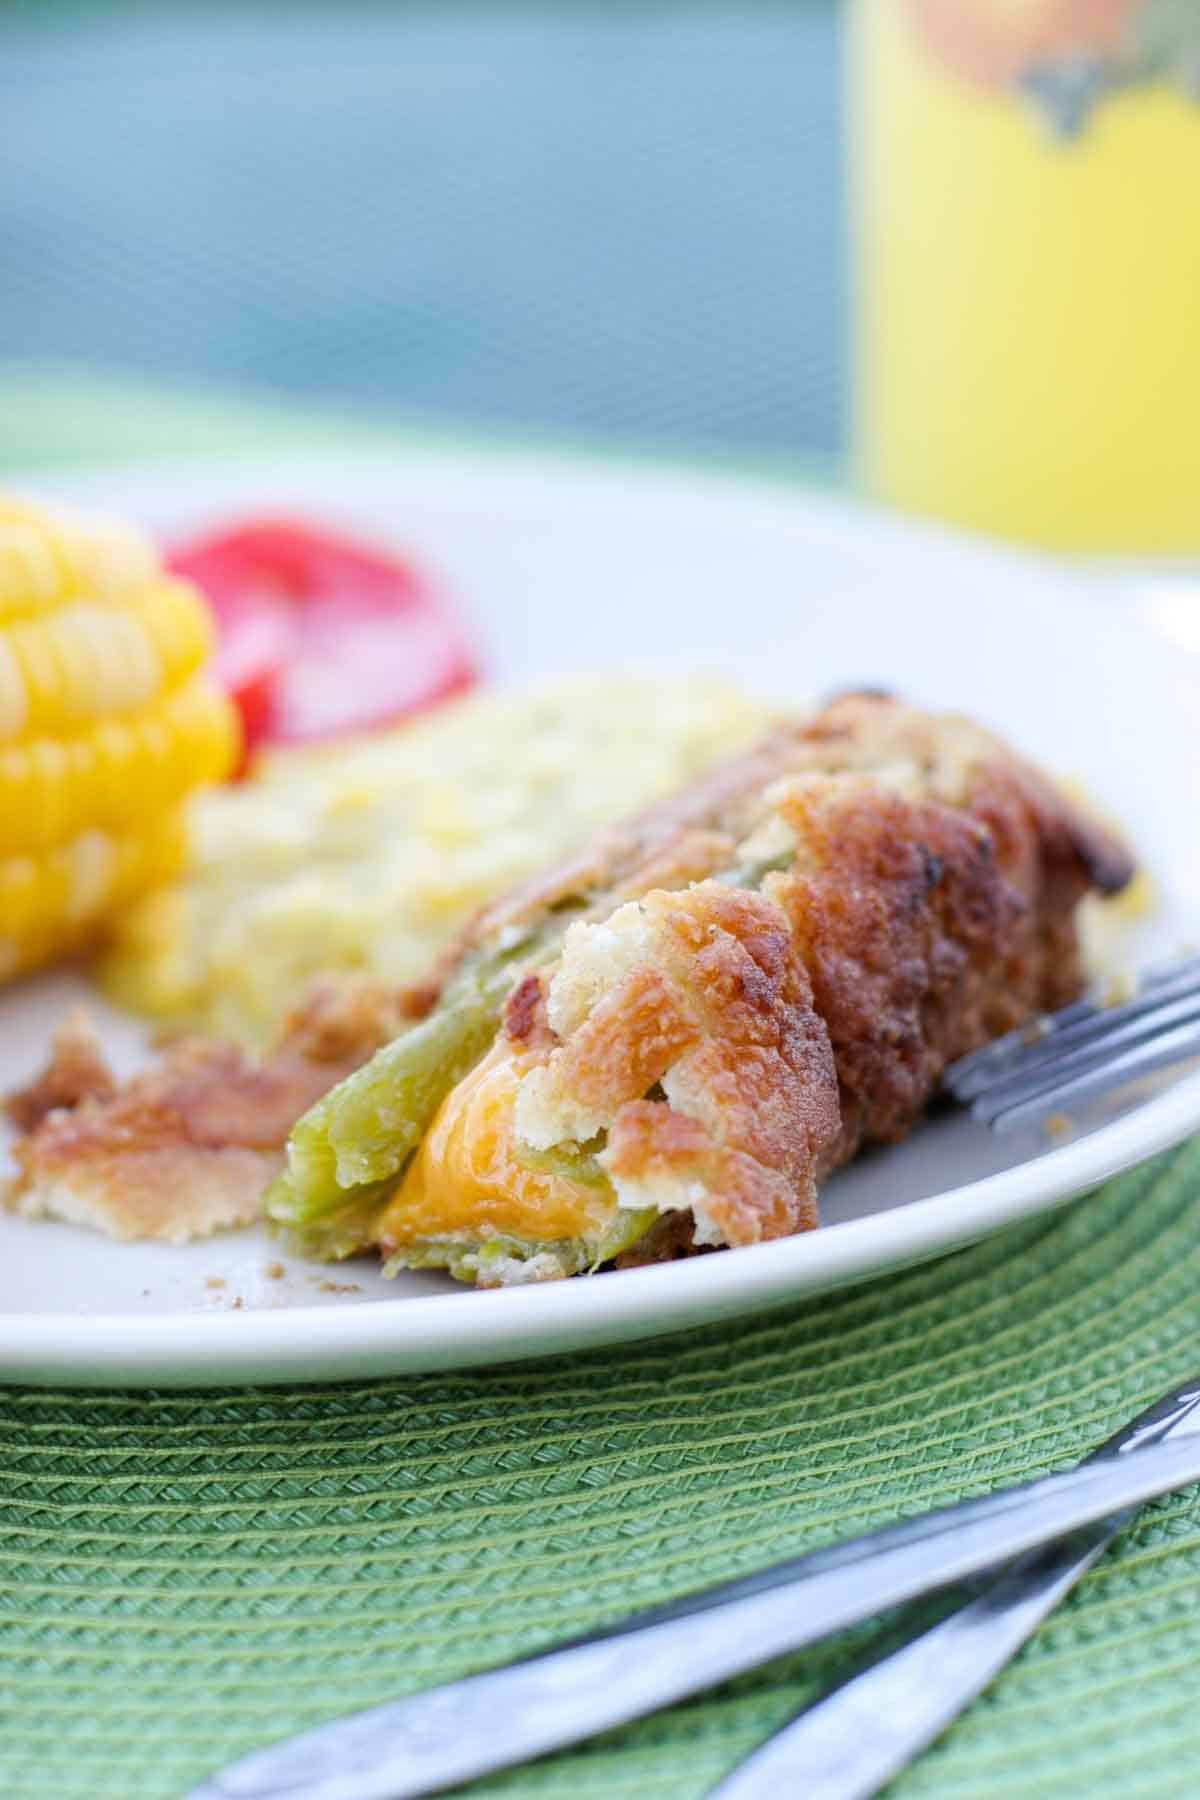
xmin=277 ymin=979 xmax=419 ymax=1065
xmin=231 ymin=1296 xmax=244 ymax=1309
xmin=262 ymin=1260 xmax=285 ymax=1280
xmin=205 ymin=1276 xmax=226 ymax=1290
xmin=1044 ymin=1112 xmax=1074 ymax=1139
xmin=4 ymin=1010 xmax=116 ymax=1134
xmin=4 ymin=979 xmax=406 ymax=1245
xmin=317 ymin=1279 xmax=361 ymax=1295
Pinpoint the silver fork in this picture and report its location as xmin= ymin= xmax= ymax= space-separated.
xmin=191 ymin=1413 xmax=1200 ymax=1800
xmin=943 ymin=952 xmax=1200 ymax=1132
xmin=708 ymin=1381 xmax=1200 ymax=1799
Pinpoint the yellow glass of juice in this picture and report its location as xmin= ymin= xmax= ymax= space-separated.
xmin=853 ymin=0 xmax=1200 ymax=552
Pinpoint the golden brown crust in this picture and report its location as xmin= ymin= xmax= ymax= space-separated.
xmin=7 ymin=1144 xmax=284 ymax=1243
xmin=501 ymin=971 xmax=551 ymax=1048
xmin=4 ymin=978 xmax=404 ymax=1243
xmin=275 ymin=978 xmax=418 ymax=1067
xmin=4 ymin=1010 xmax=116 ymax=1135
xmin=504 ymin=696 xmax=1136 ymax=1257
xmin=541 ymin=964 xmax=696 ymax=1121
xmin=418 ymin=695 xmax=1132 ymax=1021
xmin=767 ymin=774 xmax=1026 ymax=1144
xmin=5 ymin=1040 xmax=344 ymax=1240
xmin=514 ymin=882 xmax=842 ymax=1246
xmin=765 ymin=753 xmax=1115 ymax=1150
xmin=425 ymin=723 xmax=811 ymax=999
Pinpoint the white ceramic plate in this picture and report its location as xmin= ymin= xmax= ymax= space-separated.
xmin=3 ymin=448 xmax=1199 ymax=1388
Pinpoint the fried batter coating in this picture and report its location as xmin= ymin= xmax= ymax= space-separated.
xmin=4 ymin=980 xmax=407 ymax=1243
xmin=514 ymin=884 xmax=841 ymax=1245
xmin=5 ymin=1010 xmax=116 ymax=1136
xmin=422 ymin=693 xmax=1129 ymax=1012
xmin=498 ymin=697 xmax=1133 ymax=1258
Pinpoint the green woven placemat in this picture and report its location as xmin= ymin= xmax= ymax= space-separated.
xmin=0 ymin=368 xmax=1197 ymax=1798
xmin=6 ymin=1151 xmax=1200 ymax=1798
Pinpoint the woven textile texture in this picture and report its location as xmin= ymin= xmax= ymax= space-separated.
xmin=3 ymin=1143 xmax=1200 ymax=1798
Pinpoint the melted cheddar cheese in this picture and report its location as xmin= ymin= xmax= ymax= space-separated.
xmin=372 ymin=1042 xmax=609 ymax=1252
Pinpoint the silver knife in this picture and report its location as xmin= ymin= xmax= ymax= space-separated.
xmin=190 ymin=1382 xmax=1200 ymax=1800
xmin=708 ymin=1380 xmax=1200 ymax=1799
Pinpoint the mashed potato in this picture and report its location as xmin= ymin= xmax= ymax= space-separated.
xmin=99 ymin=675 xmax=773 ymax=1045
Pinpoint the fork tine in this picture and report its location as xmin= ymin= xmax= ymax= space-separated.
xmin=945 ymin=954 xmax=1200 ymax=1102
xmin=953 ymin=960 xmax=1200 ymax=1100
xmin=987 ymin=1020 xmax=1200 ymax=1134
xmin=944 ymin=1001 xmax=1096 ymax=1099
xmin=969 ymin=988 xmax=1200 ymax=1125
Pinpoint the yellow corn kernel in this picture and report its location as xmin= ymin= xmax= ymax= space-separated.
xmin=64 ymin=516 xmax=159 ymax=600
xmin=0 ymin=811 xmax=189 ymax=982
xmin=0 ymin=520 xmax=74 ymax=624
xmin=124 ymin=576 xmax=214 ymax=686
xmin=0 ymin=679 xmax=236 ymax=857
xmin=0 ymin=636 xmax=28 ymax=738
xmin=0 ymin=504 xmax=161 ymax=621
xmin=8 ymin=600 xmax=166 ymax=733
xmin=0 ymin=496 xmax=239 ymax=980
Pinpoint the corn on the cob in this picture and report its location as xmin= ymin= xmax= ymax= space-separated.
xmin=0 ymin=497 xmax=238 ymax=980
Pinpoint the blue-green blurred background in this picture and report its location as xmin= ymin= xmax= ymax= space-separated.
xmin=3 ymin=1 xmax=844 ymax=463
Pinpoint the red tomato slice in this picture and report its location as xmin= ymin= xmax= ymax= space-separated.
xmin=168 ymin=518 xmax=479 ymax=755
xmin=209 ymin=593 xmax=295 ymax=753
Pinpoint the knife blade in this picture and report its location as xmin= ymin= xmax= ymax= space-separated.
xmin=190 ymin=1381 xmax=1200 ymax=1800
xmin=707 ymin=1380 xmax=1200 ymax=1799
